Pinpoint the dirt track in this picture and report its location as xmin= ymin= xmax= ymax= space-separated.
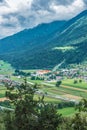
xmin=63 ymin=94 xmax=82 ymax=100
xmin=0 ymin=97 xmax=8 ymax=102
xmin=62 ymin=85 xmax=87 ymax=93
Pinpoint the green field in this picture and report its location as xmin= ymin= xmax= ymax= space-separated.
xmin=0 ymin=60 xmax=14 ymax=75
xmin=0 ymin=62 xmax=87 ymax=117
xmin=0 ymin=86 xmax=6 ymax=98
xmin=0 ymin=84 xmax=61 ymax=104
xmin=58 ymin=107 xmax=77 ymax=116
xmin=34 ymin=95 xmax=60 ymax=103
xmin=40 ymin=83 xmax=87 ymax=99
xmin=28 ymin=79 xmax=43 ymax=84
xmin=62 ymin=79 xmax=87 ymax=90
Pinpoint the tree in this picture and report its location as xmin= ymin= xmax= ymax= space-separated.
xmin=4 ymin=111 xmax=14 ymax=130
xmin=71 ymin=113 xmax=87 ymax=130
xmin=5 ymin=79 xmax=62 ymax=130
xmin=73 ymin=80 xmax=78 ymax=84
xmin=56 ymin=81 xmax=62 ymax=87
xmin=31 ymin=76 xmax=36 ymax=80
xmin=79 ymin=79 xmax=82 ymax=83
xmin=38 ymin=104 xmax=62 ymax=130
xmin=71 ymin=98 xmax=87 ymax=130
xmin=5 ymin=79 xmax=39 ymax=130
xmin=76 ymin=98 xmax=87 ymax=112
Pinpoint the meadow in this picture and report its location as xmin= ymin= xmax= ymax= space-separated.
xmin=58 ymin=107 xmax=77 ymax=116
xmin=62 ymin=79 xmax=87 ymax=90
xmin=0 ymin=61 xmax=87 ymax=116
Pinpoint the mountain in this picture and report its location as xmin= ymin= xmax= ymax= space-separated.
xmin=49 ymin=10 xmax=87 ymax=66
xmin=0 ymin=10 xmax=87 ymax=69
xmin=49 ymin=10 xmax=87 ymax=47
xmin=0 ymin=21 xmax=66 ymax=54
xmin=0 ymin=20 xmax=66 ymax=69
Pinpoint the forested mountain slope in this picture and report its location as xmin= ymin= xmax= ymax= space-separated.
xmin=0 ymin=10 xmax=87 ymax=69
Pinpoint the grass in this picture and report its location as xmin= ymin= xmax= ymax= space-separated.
xmin=46 ymin=89 xmax=65 ymax=95
xmin=0 ymin=86 xmax=6 ymax=98
xmin=58 ymin=107 xmax=77 ymax=116
xmin=10 ymin=76 xmax=23 ymax=82
xmin=0 ymin=64 xmax=87 ymax=114
xmin=0 ymin=82 xmax=79 ymax=117
xmin=28 ymin=79 xmax=43 ymax=84
xmin=0 ymin=60 xmax=14 ymax=75
xmin=47 ymin=79 xmax=87 ymax=98
xmin=53 ymin=46 xmax=74 ymax=52
xmin=0 ymin=63 xmax=87 ymax=118
xmin=40 ymin=83 xmax=87 ymax=99
xmin=0 ymin=93 xmax=5 ymax=98
xmin=62 ymin=79 xmax=87 ymax=90
xmin=11 ymin=76 xmax=43 ymax=84
xmin=58 ymin=86 xmax=87 ymax=98
xmin=43 ymin=86 xmax=66 ymax=96
xmin=34 ymin=94 xmax=61 ymax=103
xmin=22 ymin=69 xmax=38 ymax=73
xmin=0 ymin=84 xmax=61 ymax=104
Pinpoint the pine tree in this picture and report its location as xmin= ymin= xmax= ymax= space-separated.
xmin=5 ymin=79 xmax=62 ymax=130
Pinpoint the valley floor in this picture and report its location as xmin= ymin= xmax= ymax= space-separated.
xmin=0 ymin=61 xmax=87 ymax=116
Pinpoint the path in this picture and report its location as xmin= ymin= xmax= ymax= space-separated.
xmin=0 ymin=97 xmax=8 ymax=102
xmin=62 ymin=85 xmax=87 ymax=93
xmin=28 ymin=81 xmax=79 ymax=102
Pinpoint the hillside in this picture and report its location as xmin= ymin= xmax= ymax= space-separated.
xmin=49 ymin=10 xmax=87 ymax=47
xmin=0 ymin=21 xmax=66 ymax=54
xmin=0 ymin=10 xmax=87 ymax=69
xmin=0 ymin=20 xmax=66 ymax=69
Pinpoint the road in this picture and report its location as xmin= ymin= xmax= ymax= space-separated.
xmin=28 ymin=81 xmax=78 ymax=103
xmin=0 ymin=80 xmax=79 ymax=111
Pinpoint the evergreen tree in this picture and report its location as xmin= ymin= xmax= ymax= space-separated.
xmin=38 ymin=104 xmax=62 ymax=130
xmin=71 ymin=113 xmax=87 ymax=130
xmin=5 ymin=79 xmax=62 ymax=130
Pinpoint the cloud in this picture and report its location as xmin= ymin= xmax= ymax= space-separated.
xmin=0 ymin=0 xmax=86 ymax=38
xmin=83 ymin=0 xmax=87 ymax=4
xmin=0 ymin=0 xmax=5 ymax=3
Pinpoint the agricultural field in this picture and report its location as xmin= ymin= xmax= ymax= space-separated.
xmin=37 ymin=82 xmax=87 ymax=101
xmin=0 ymin=86 xmax=6 ymax=98
xmin=0 ymin=61 xmax=87 ymax=116
xmin=58 ymin=107 xmax=77 ymax=116
xmin=62 ymin=79 xmax=87 ymax=90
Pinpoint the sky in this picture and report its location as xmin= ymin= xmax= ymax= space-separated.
xmin=0 ymin=0 xmax=87 ymax=38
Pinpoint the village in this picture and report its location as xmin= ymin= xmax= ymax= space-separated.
xmin=0 ymin=61 xmax=87 ymax=106
xmin=0 ymin=63 xmax=87 ymax=85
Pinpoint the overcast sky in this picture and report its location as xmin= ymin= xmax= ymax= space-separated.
xmin=0 ymin=0 xmax=87 ymax=38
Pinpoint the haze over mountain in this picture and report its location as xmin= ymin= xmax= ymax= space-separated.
xmin=0 ymin=10 xmax=87 ymax=69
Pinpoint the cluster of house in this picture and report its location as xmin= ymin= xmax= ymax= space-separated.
xmin=30 ymin=70 xmax=63 ymax=81
xmin=0 ymin=65 xmax=87 ymax=85
xmin=59 ymin=69 xmax=79 ymax=78
xmin=29 ymin=67 xmax=87 ymax=82
xmin=0 ymin=75 xmax=20 ymax=87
